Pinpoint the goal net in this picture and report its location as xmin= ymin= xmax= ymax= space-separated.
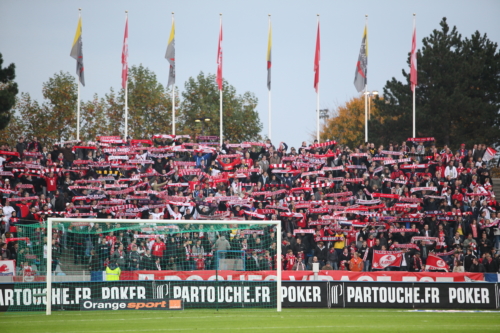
xmin=2 ymin=218 xmax=282 ymax=314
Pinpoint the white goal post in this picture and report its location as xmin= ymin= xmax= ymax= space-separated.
xmin=46 ymin=218 xmax=282 ymax=315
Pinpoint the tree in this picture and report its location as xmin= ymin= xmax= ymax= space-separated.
xmin=103 ymin=88 xmax=125 ymax=138
xmin=372 ymin=18 xmax=500 ymax=147
xmin=80 ymin=94 xmax=111 ymax=142
xmin=321 ymin=95 xmax=380 ymax=148
xmin=0 ymin=72 xmax=77 ymax=146
xmin=125 ymin=65 xmax=176 ymax=138
xmin=40 ymin=71 xmax=78 ymax=142
xmin=0 ymin=53 xmax=19 ymax=131
xmin=178 ymin=72 xmax=262 ymax=142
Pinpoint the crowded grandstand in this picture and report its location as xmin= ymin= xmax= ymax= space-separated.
xmin=0 ymin=135 xmax=499 ymax=275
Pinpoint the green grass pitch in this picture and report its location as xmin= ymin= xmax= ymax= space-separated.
xmin=2 ymin=308 xmax=500 ymax=333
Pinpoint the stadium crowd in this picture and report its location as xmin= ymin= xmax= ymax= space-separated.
xmin=0 ymin=134 xmax=499 ymax=275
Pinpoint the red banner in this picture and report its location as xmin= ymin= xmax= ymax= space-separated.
xmin=372 ymin=250 xmax=403 ymax=269
xmin=0 ymin=260 xmax=16 ymax=276
xmin=426 ymin=255 xmax=450 ymax=272
xmin=121 ymin=270 xmax=483 ymax=282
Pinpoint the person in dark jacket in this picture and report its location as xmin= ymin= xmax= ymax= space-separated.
xmin=88 ymin=250 xmax=101 ymax=272
xmin=314 ymin=242 xmax=328 ymax=267
xmin=0 ymin=243 xmax=11 ymax=260
xmin=338 ymin=247 xmax=351 ymax=269
xmin=469 ymin=258 xmax=486 ymax=272
xmin=409 ymin=252 xmax=423 ymax=272
xmin=97 ymin=238 xmax=110 ymax=268
xmin=15 ymin=136 xmax=27 ymax=156
xmin=141 ymin=249 xmax=156 ymax=270
xmin=483 ymin=254 xmax=499 ymax=273
xmin=128 ymin=244 xmax=141 ymax=270
xmin=463 ymin=249 xmax=476 ymax=272
xmin=58 ymin=143 xmax=75 ymax=167
xmin=326 ymin=246 xmax=339 ymax=270
xmin=293 ymin=238 xmax=307 ymax=256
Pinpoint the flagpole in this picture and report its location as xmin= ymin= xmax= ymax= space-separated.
xmin=172 ymin=86 xmax=175 ymax=135
xmin=317 ymin=86 xmax=320 ymax=143
xmin=268 ymin=89 xmax=272 ymax=141
xmin=364 ymin=14 xmax=368 ymax=143
xmin=412 ymin=13 xmax=416 ymax=138
xmin=124 ymin=11 xmax=128 ymax=139
xmin=76 ymin=8 xmax=81 ymax=141
xmin=316 ymin=15 xmax=320 ymax=143
xmin=268 ymin=14 xmax=272 ymax=142
xmin=77 ymin=80 xmax=80 ymax=141
xmin=171 ymin=12 xmax=176 ymax=135
xmin=219 ymin=14 xmax=223 ymax=146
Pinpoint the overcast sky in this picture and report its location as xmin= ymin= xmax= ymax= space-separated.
xmin=1 ymin=0 xmax=499 ymax=148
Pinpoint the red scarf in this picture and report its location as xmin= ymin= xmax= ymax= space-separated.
xmin=472 ymin=224 xmax=478 ymax=238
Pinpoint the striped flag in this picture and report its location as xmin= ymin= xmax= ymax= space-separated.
xmin=165 ymin=18 xmax=175 ymax=87
xmin=216 ymin=19 xmax=223 ymax=91
xmin=410 ymin=24 xmax=417 ymax=91
xmin=121 ymin=16 xmax=129 ymax=89
xmin=354 ymin=25 xmax=368 ymax=92
xmin=267 ymin=20 xmax=272 ymax=91
xmin=313 ymin=21 xmax=320 ymax=92
xmin=482 ymin=147 xmax=497 ymax=162
xmin=70 ymin=16 xmax=85 ymax=86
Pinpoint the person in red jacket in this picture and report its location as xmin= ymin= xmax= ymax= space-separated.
xmin=43 ymin=171 xmax=58 ymax=199
xmin=194 ymin=254 xmax=205 ymax=270
xmin=390 ymin=165 xmax=405 ymax=179
xmin=285 ymin=249 xmax=296 ymax=270
xmin=15 ymin=199 xmax=32 ymax=218
xmin=152 ymin=236 xmax=166 ymax=266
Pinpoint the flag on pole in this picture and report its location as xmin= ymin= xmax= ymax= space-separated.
xmin=313 ymin=21 xmax=320 ymax=92
xmin=354 ymin=25 xmax=368 ymax=92
xmin=372 ymin=250 xmax=403 ymax=269
xmin=121 ymin=16 xmax=129 ymax=89
xmin=410 ymin=24 xmax=417 ymax=92
xmin=70 ymin=16 xmax=85 ymax=86
xmin=425 ymin=255 xmax=450 ymax=272
xmin=267 ymin=21 xmax=272 ymax=91
xmin=216 ymin=20 xmax=223 ymax=91
xmin=482 ymin=147 xmax=498 ymax=162
xmin=165 ymin=18 xmax=175 ymax=87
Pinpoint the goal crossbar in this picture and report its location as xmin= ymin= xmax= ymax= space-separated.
xmin=46 ymin=218 xmax=282 ymax=314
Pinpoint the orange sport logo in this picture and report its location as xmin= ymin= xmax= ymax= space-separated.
xmin=81 ymin=299 xmax=183 ymax=311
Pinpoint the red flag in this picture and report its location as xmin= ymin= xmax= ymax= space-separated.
xmin=372 ymin=250 xmax=403 ymax=269
xmin=121 ymin=15 xmax=129 ymax=89
xmin=425 ymin=254 xmax=449 ymax=272
xmin=313 ymin=21 xmax=320 ymax=92
xmin=410 ymin=23 xmax=417 ymax=91
xmin=216 ymin=19 xmax=223 ymax=91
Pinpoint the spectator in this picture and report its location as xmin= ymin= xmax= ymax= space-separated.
xmin=0 ymin=242 xmax=10 ymax=260
xmin=111 ymin=244 xmax=126 ymax=268
xmin=128 ymin=244 xmax=141 ymax=271
xmin=290 ymin=257 xmax=305 ymax=270
xmin=349 ymin=252 xmax=363 ymax=271
xmin=313 ymin=241 xmax=327 ymax=267
xmin=307 ymin=256 xmax=320 ymax=270
xmin=105 ymin=261 xmax=121 ymax=281
xmin=409 ymin=252 xmax=423 ymax=272
xmin=469 ymin=257 xmax=486 ymax=272
xmin=213 ymin=235 xmax=230 ymax=259
xmin=483 ymin=253 xmax=499 ymax=273
xmin=326 ymin=246 xmax=339 ymax=270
